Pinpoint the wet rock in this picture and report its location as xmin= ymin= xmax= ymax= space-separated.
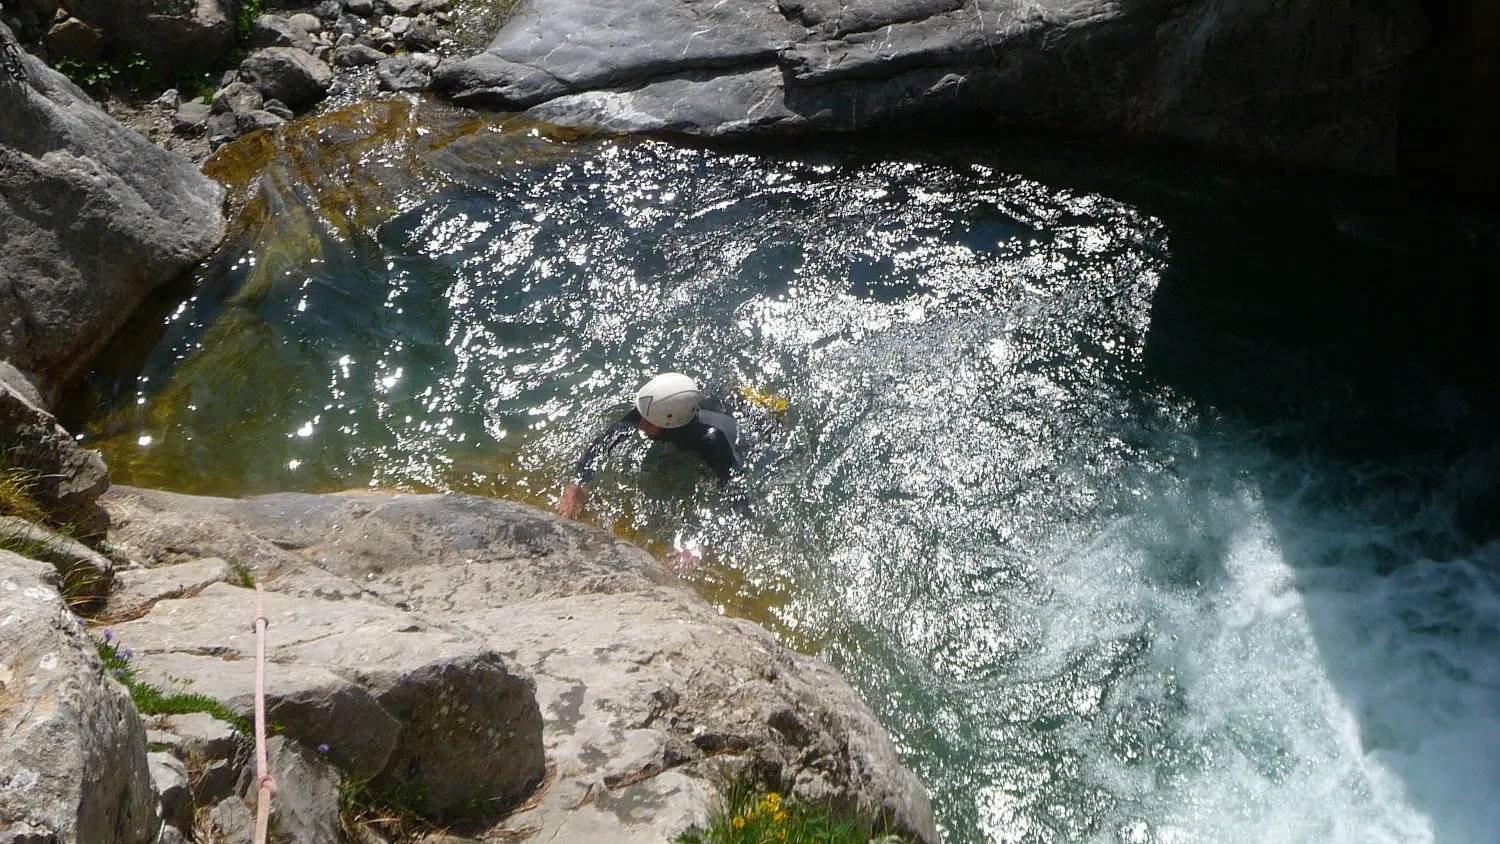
xmin=250 ymin=14 xmax=316 ymax=51
xmin=332 ymin=42 xmax=385 ymax=67
xmin=237 ymin=47 xmax=334 ymax=108
xmin=64 ymin=0 xmax=234 ymax=72
xmin=43 ymin=16 xmax=104 ymax=62
xmin=237 ymin=109 xmax=287 ymax=134
xmin=0 ymin=21 xmax=226 ymax=395
xmin=153 ymin=88 xmax=182 ymax=109
xmin=376 ymin=51 xmax=437 ymax=92
xmin=0 ymin=374 xmax=110 ymax=534
xmin=263 ymin=99 xmax=295 ymax=120
xmin=420 ymin=0 xmax=452 ymax=11
xmin=172 ymin=100 xmax=212 ymax=134
xmin=384 ymin=0 xmax=423 ymax=14
xmin=0 ymin=551 xmax=158 ymax=844
xmin=0 ymin=517 xmax=113 ymax=608
xmin=211 ymin=81 xmax=263 ymax=116
xmin=341 ymin=0 xmax=375 ymax=16
xmin=387 ymin=15 xmax=412 ymax=38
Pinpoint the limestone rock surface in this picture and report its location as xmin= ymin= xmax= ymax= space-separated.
xmin=0 ymin=372 xmax=111 ymax=535
xmin=0 ymin=551 xmax=157 ymax=844
xmin=0 ymin=22 xmax=226 ymax=396
xmin=102 ymin=487 xmax=940 ymax=842
xmin=109 ymin=581 xmax=545 ymax=820
xmin=435 ymin=0 xmax=1427 ymax=177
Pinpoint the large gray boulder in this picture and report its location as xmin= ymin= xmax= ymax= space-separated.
xmin=0 ymin=368 xmax=111 ymax=535
xmin=0 ymin=551 xmax=158 ymax=844
xmin=109 ymin=581 xmax=546 ymax=820
xmin=434 ymin=0 xmax=1426 ymax=177
xmin=61 ymin=0 xmax=236 ymax=72
xmin=101 ymin=487 xmax=940 ymax=842
xmin=0 ymin=22 xmax=225 ymax=398
xmin=237 ymin=47 xmax=334 ymax=109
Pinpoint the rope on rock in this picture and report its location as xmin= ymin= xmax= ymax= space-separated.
xmin=252 ymin=583 xmax=276 ymax=844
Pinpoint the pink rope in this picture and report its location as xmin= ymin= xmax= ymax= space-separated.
xmin=252 ymin=584 xmax=275 ymax=844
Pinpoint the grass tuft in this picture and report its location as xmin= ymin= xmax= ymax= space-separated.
xmin=96 ymin=633 xmax=251 ymax=734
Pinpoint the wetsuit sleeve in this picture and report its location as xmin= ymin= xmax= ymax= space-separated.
xmin=698 ymin=425 xmax=741 ymax=484
xmin=575 ymin=409 xmax=640 ymax=483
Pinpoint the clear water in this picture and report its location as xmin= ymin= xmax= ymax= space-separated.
xmin=71 ymin=102 xmax=1500 ymax=844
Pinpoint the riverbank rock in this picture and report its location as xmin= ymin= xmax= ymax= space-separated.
xmin=0 ymin=517 xmax=114 ymax=607
xmin=0 ymin=22 xmax=226 ymax=398
xmin=101 ymin=486 xmax=940 ymax=842
xmin=0 ymin=368 xmax=111 ymax=535
xmin=237 ymin=46 xmax=335 ymax=109
xmin=62 ymin=0 xmax=236 ymax=72
xmin=0 ymin=551 xmax=158 ymax=844
xmin=434 ymin=0 xmax=1426 ymax=179
xmin=109 ymin=580 xmax=545 ymax=821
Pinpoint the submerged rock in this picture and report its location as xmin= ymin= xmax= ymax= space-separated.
xmin=0 ymin=21 xmax=226 ymax=396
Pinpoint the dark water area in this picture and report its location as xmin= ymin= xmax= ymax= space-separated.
xmin=65 ymin=103 xmax=1500 ymax=844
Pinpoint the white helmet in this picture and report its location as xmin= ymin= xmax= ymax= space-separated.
xmin=635 ymin=372 xmax=701 ymax=428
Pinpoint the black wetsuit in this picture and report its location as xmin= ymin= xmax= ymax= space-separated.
xmin=576 ymin=407 xmax=740 ymax=483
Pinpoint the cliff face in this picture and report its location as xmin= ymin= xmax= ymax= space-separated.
xmin=437 ymin=0 xmax=1495 ymax=193
xmin=1398 ymin=0 xmax=1500 ymax=195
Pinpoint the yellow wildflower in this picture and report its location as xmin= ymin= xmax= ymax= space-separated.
xmin=746 ymin=808 xmax=757 ymax=820
xmin=767 ymin=792 xmax=781 ymax=806
xmin=774 ymin=811 xmax=788 ymax=823
xmin=732 ymin=816 xmax=745 ymax=829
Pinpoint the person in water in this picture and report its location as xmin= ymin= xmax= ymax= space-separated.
xmin=557 ymin=372 xmax=741 ymax=519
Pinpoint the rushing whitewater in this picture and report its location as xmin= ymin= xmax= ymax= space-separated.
xmin=72 ymin=103 xmax=1500 ymax=844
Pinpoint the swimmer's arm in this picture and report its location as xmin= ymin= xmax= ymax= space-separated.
xmin=559 ymin=410 xmax=640 ymax=519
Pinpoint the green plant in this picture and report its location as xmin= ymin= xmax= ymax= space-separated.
xmin=235 ymin=0 xmax=265 ymax=46
xmin=54 ymin=51 xmax=160 ymax=94
xmin=0 ymin=447 xmax=47 ymax=524
xmin=677 ymin=778 xmax=911 ymax=844
xmin=231 ymin=561 xmax=256 ymax=588
xmin=338 ymin=771 xmax=438 ymax=842
xmin=95 ymin=633 xmax=251 ymax=734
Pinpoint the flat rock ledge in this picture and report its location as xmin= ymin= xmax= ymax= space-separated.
xmin=434 ymin=0 xmax=1425 ymax=177
xmin=99 ymin=486 xmax=940 ymax=842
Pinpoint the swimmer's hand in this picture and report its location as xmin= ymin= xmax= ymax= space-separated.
xmin=558 ymin=483 xmax=588 ymax=520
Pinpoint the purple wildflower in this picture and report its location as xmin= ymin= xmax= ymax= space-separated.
xmin=125 ymin=648 xmax=135 ymax=660
xmin=318 ymin=744 xmax=330 ymax=755
xmin=103 ymin=630 xmax=113 ymax=642
xmin=77 ymin=618 xmax=87 ymax=629
xmin=114 ymin=668 xmax=125 ymax=678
